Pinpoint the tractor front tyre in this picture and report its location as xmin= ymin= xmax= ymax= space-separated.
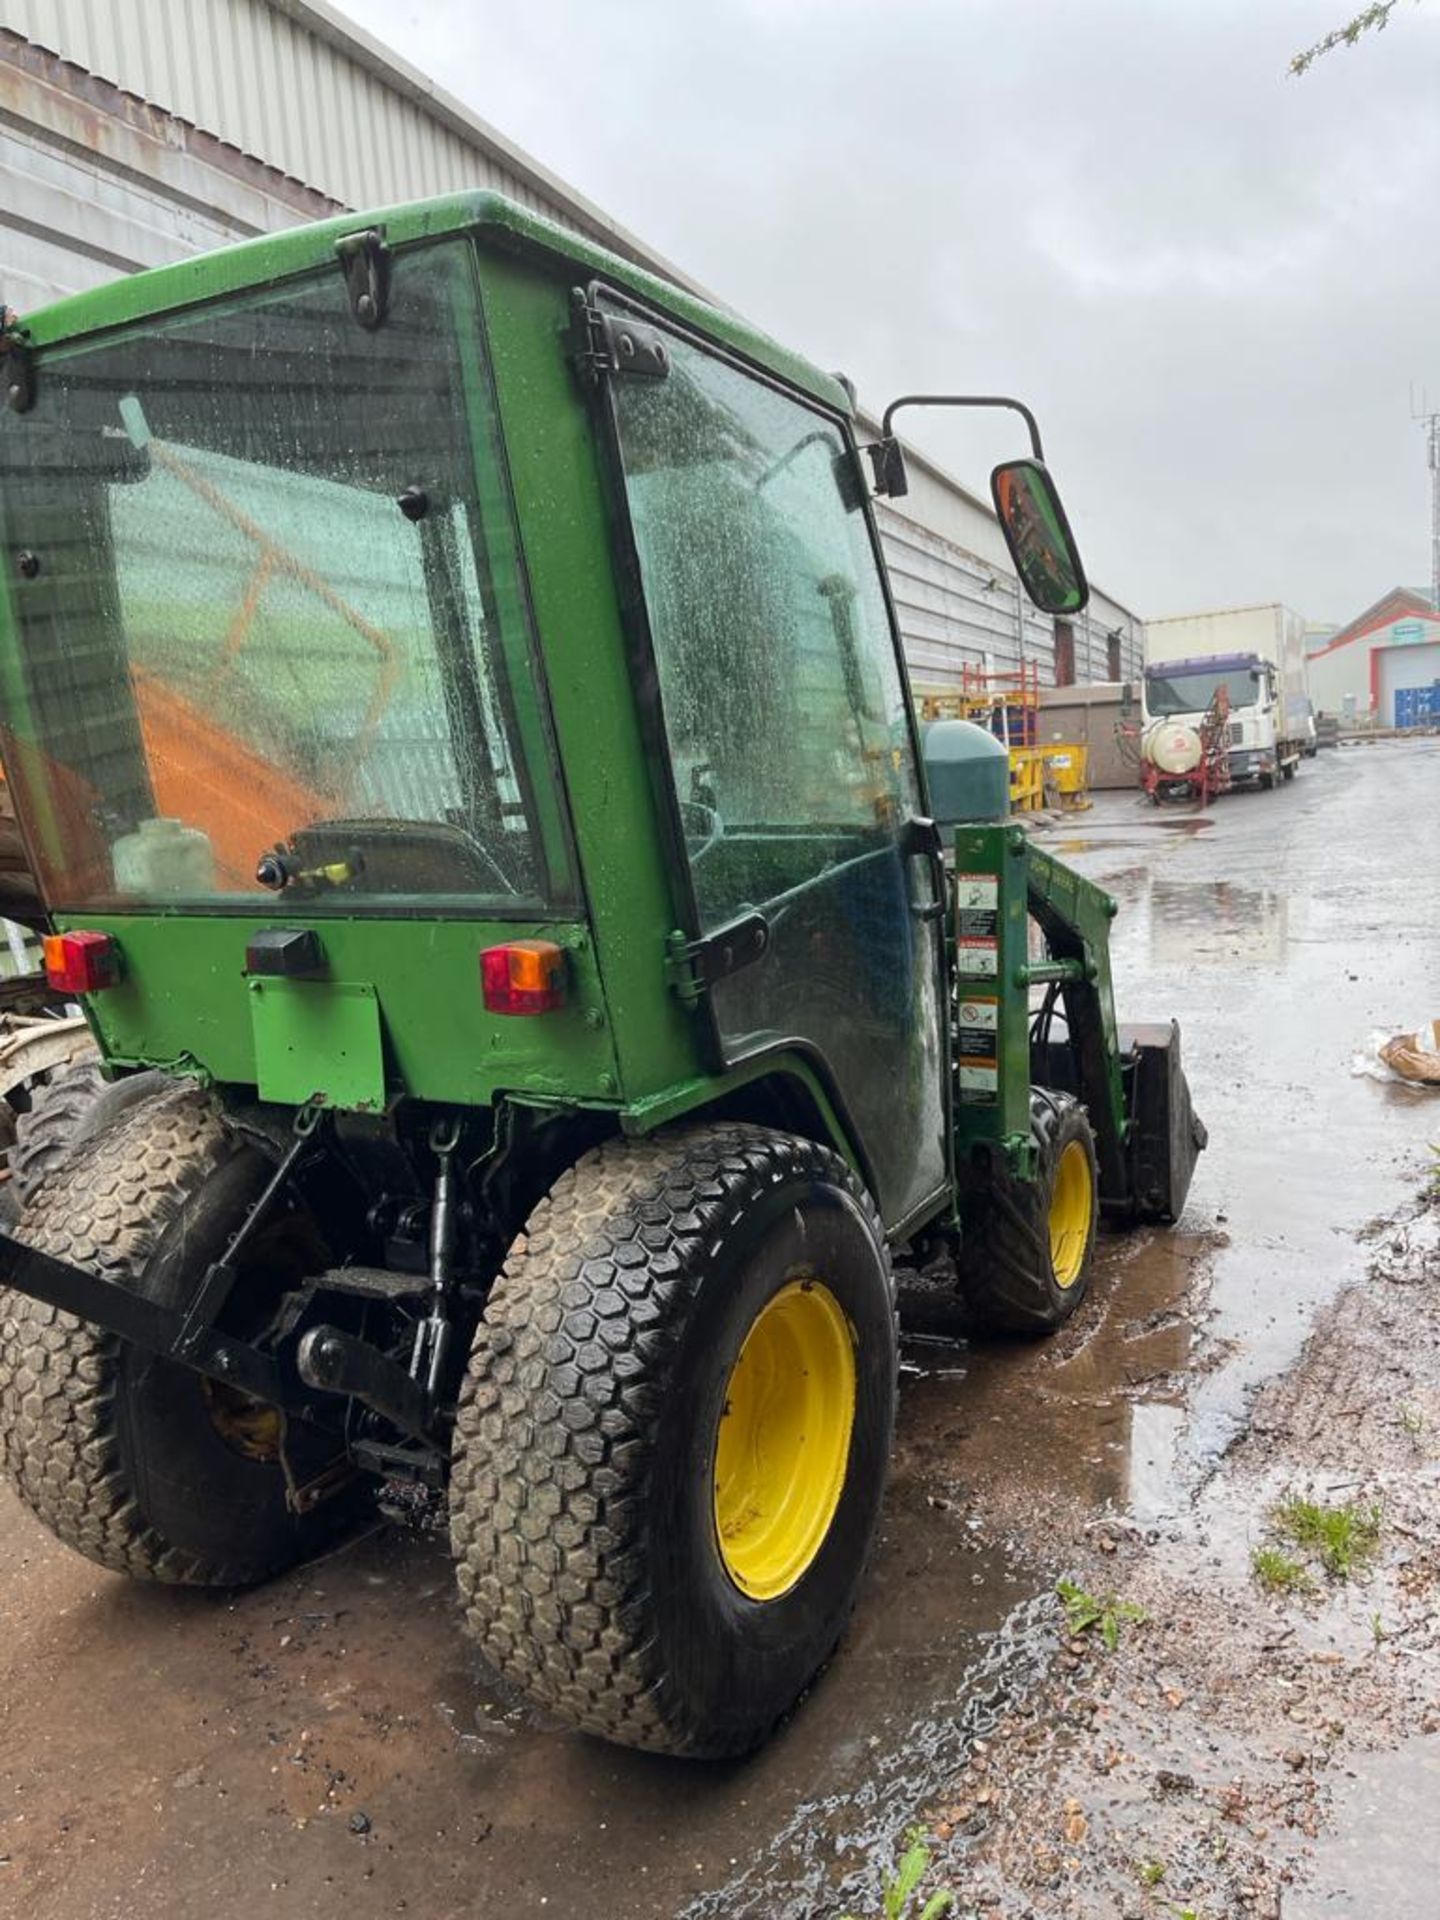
xmin=0 ymin=1081 xmax=354 ymax=1585
xmin=449 ymin=1123 xmax=897 ymax=1758
xmin=958 ymin=1090 xmax=1099 ymax=1334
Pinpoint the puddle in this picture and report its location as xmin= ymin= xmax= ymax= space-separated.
xmin=679 ymin=1590 xmax=1058 ymax=1920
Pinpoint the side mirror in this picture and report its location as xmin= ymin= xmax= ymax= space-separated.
xmin=990 ymin=458 xmax=1089 ymax=616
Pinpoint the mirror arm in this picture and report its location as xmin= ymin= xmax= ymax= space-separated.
xmin=878 ymin=394 xmax=1045 ymax=461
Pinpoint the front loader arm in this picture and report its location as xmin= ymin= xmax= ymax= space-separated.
xmin=1024 ymin=845 xmax=1129 ymax=1204
xmin=949 ymin=825 xmax=1129 ymax=1208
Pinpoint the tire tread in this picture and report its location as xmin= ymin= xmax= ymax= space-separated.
xmin=0 ymin=1081 xmax=242 ymax=1583
xmin=449 ymin=1120 xmax=892 ymax=1756
xmin=959 ymin=1089 xmax=1097 ymax=1334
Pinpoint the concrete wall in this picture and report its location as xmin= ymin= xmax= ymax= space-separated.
xmin=1306 ymin=635 xmax=1372 ymax=716
xmin=0 ymin=4 xmax=1145 ymax=690
xmin=1307 ymin=610 xmax=1440 ymax=717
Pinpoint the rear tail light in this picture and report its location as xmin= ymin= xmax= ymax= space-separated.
xmin=480 ymin=940 xmax=566 ymax=1015
xmin=43 ymin=930 xmax=120 ymax=994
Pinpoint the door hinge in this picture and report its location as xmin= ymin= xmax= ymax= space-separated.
xmin=569 ymin=290 xmax=671 ymax=387
xmin=335 ymin=228 xmax=391 ymax=330
xmin=1 ymin=307 xmax=34 ymax=414
xmin=664 ymin=914 xmax=769 ymax=1007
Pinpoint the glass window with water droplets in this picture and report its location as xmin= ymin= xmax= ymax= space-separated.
xmin=0 ymin=242 xmax=570 ymax=911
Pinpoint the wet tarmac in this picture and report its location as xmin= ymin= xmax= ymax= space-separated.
xmin=1 ymin=739 xmax=1437 ymax=1919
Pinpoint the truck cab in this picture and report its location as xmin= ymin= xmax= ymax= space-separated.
xmin=1143 ymin=650 xmax=1299 ymax=788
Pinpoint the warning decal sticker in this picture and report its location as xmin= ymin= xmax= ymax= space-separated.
xmin=957 ymin=993 xmax=999 ymax=1103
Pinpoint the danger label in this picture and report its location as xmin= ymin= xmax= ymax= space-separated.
xmin=955 ymin=871 xmax=999 ymax=944
xmin=957 ymin=941 xmax=998 ymax=977
xmin=956 ymin=874 xmax=999 ymax=911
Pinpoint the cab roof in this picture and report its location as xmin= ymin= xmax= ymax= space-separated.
xmin=15 ymin=190 xmax=853 ymax=419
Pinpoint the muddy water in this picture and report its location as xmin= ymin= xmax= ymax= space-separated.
xmin=1 ymin=742 xmax=1437 ymax=1920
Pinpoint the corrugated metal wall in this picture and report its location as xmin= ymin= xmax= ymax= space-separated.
xmin=0 ymin=0 xmax=1145 ymax=687
xmin=0 ymin=0 xmax=657 ymax=257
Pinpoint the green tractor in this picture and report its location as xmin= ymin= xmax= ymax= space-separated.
xmin=0 ymin=195 xmax=1203 ymax=1758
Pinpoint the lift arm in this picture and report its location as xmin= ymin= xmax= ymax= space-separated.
xmin=949 ymin=824 xmax=1129 ymax=1207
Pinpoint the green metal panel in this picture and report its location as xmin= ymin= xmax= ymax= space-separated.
xmin=950 ymin=823 xmax=1033 ymax=1157
xmin=17 ymin=194 xmax=850 ymax=419
xmin=248 ymin=978 xmax=384 ymax=1113
xmin=474 ymin=252 xmax=707 ymax=1103
xmin=58 ymin=912 xmax=618 ymax=1107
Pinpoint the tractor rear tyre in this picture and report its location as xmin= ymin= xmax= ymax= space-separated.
xmin=2 ymin=1057 xmax=106 ymax=1222
xmin=958 ymin=1089 xmax=1099 ymax=1334
xmin=0 ymin=1080 xmax=355 ymax=1584
xmin=449 ymin=1123 xmax=897 ymax=1758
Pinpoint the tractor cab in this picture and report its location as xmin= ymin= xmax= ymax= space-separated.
xmin=0 ymin=194 xmax=1202 ymax=1759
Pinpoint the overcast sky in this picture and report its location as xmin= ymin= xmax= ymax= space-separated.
xmin=335 ymin=0 xmax=1440 ymax=622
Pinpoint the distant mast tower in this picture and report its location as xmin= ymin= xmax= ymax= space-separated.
xmin=1414 ymin=390 xmax=1440 ymax=612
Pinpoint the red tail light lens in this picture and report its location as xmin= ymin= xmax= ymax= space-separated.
xmin=480 ymin=940 xmax=566 ymax=1015
xmin=43 ymin=930 xmax=120 ymax=994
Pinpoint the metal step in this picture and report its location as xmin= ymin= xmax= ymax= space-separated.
xmin=315 ymin=1265 xmax=430 ymax=1303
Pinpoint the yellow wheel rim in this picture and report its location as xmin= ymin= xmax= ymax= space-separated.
xmin=1049 ymin=1138 xmax=1094 ymax=1289
xmin=713 ymin=1280 xmax=857 ymax=1601
xmin=202 ymin=1378 xmax=283 ymax=1462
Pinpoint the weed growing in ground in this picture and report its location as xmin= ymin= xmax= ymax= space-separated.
xmin=1136 ymin=1857 xmax=1167 ymax=1886
xmin=1398 ymin=1402 xmax=1426 ymax=1443
xmin=1273 ymin=1496 xmax=1382 ymax=1580
xmin=842 ymin=1827 xmax=957 ymax=1920
xmin=1251 ymin=1545 xmax=1313 ymax=1594
xmin=1056 ymin=1577 xmax=1148 ymax=1651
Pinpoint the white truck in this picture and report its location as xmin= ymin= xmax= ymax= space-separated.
xmin=1143 ymin=603 xmax=1311 ymax=791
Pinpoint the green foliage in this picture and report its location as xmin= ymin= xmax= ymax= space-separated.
xmin=1398 ymin=1401 xmax=1426 ymax=1441
xmin=1290 ymin=1 xmax=1412 ymax=75
xmin=1250 ymin=1545 xmax=1313 ymax=1594
xmin=841 ymin=1827 xmax=957 ymax=1920
xmin=1057 ymin=1577 xmax=1148 ymax=1652
xmin=1136 ymin=1857 xmax=1167 ymax=1886
xmin=1273 ymin=1496 xmax=1382 ymax=1580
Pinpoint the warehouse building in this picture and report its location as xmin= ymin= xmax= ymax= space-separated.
xmin=1306 ymin=587 xmax=1440 ymax=726
xmin=0 ymin=0 xmax=1144 ymax=691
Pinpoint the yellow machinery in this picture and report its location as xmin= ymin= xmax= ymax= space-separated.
xmin=1009 ymin=747 xmax=1045 ymax=811
xmin=1040 ymin=742 xmax=1091 ymax=811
